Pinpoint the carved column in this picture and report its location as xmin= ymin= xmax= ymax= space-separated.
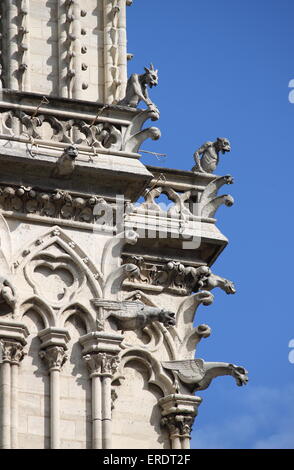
xmin=71 ymin=0 xmax=83 ymax=100
xmin=38 ymin=328 xmax=70 ymax=449
xmin=57 ymin=0 xmax=68 ymax=97
xmin=6 ymin=0 xmax=19 ymax=90
xmin=80 ymin=332 xmax=123 ymax=449
xmin=0 ymin=321 xmax=29 ymax=449
xmin=159 ymin=394 xmax=202 ymax=450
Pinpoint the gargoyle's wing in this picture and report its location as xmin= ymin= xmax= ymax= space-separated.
xmin=162 ymin=359 xmax=205 ymax=382
xmin=120 ymin=301 xmax=145 ymax=312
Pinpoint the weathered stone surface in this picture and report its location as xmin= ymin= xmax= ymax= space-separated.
xmin=0 ymin=0 xmax=246 ymax=451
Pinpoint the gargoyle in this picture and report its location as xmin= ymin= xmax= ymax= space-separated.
xmin=51 ymin=145 xmax=78 ymax=179
xmin=162 ymin=359 xmax=248 ymax=392
xmin=118 ymin=64 xmax=159 ymax=113
xmin=185 ymin=266 xmax=236 ymax=295
xmin=105 ymin=300 xmax=176 ymax=331
xmin=0 ymin=277 xmax=16 ymax=311
xmin=198 ymin=270 xmax=236 ymax=294
xmin=192 ymin=138 xmax=231 ymax=174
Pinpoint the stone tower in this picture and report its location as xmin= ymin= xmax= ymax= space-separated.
xmin=0 ymin=1 xmax=247 ymax=449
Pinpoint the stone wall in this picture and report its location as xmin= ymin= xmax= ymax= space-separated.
xmin=0 ymin=0 xmax=129 ymax=102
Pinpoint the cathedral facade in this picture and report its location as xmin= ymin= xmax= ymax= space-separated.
xmin=0 ymin=0 xmax=247 ymax=449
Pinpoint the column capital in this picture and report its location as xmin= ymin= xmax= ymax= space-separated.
xmin=83 ymin=352 xmax=120 ymax=378
xmin=159 ymin=394 xmax=202 ymax=440
xmin=161 ymin=414 xmax=195 ymax=440
xmin=38 ymin=328 xmax=70 ymax=372
xmin=0 ymin=339 xmax=26 ymax=365
xmin=0 ymin=321 xmax=29 ymax=365
xmin=39 ymin=345 xmax=68 ymax=372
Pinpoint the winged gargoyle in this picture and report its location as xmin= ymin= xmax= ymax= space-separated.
xmin=103 ymin=300 xmax=176 ymax=331
xmin=162 ymin=359 xmax=248 ymax=392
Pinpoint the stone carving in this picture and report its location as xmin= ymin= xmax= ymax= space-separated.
xmin=0 ymin=340 xmax=26 ymax=364
xmin=123 ymin=257 xmax=235 ymax=296
xmin=96 ymin=300 xmax=176 ymax=331
xmin=198 ymin=269 xmax=236 ymax=294
xmin=0 ymin=100 xmax=162 ymax=154
xmin=118 ymin=64 xmax=159 ymax=113
xmin=0 ymin=213 xmax=12 ymax=273
xmin=0 ymin=183 xmax=113 ymax=225
xmin=161 ymin=414 xmax=195 ymax=439
xmin=192 ymin=138 xmax=231 ymax=174
xmin=51 ymin=145 xmax=78 ymax=179
xmin=133 ymin=173 xmax=234 ymax=221
xmin=0 ymin=277 xmax=17 ymax=310
xmin=198 ymin=174 xmax=234 ymax=218
xmin=0 ymin=109 xmax=123 ymax=150
xmin=162 ymin=359 xmax=248 ymax=392
xmin=39 ymin=345 xmax=68 ymax=372
xmin=83 ymin=352 xmax=120 ymax=377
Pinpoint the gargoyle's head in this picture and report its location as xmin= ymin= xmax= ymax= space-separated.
xmin=223 ymin=279 xmax=236 ymax=294
xmin=216 ymin=137 xmax=231 ymax=154
xmin=158 ymin=310 xmax=176 ymax=328
xmin=65 ymin=145 xmax=79 ymax=160
xmin=144 ymin=64 xmax=159 ymax=88
xmin=229 ymin=364 xmax=248 ymax=386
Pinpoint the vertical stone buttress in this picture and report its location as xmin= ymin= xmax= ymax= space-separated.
xmin=0 ymin=0 xmax=130 ymax=102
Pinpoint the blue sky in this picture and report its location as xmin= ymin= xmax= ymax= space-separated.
xmin=127 ymin=0 xmax=294 ymax=449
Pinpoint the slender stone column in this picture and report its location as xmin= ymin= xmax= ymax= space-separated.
xmin=38 ymin=328 xmax=70 ymax=449
xmin=10 ymin=343 xmax=26 ymax=448
xmin=159 ymin=394 xmax=202 ymax=450
xmin=100 ymin=353 xmax=119 ymax=449
xmin=80 ymin=332 xmax=123 ymax=449
xmin=0 ymin=344 xmax=11 ymax=449
xmin=0 ymin=341 xmax=26 ymax=449
xmin=83 ymin=353 xmax=103 ymax=449
xmin=0 ymin=321 xmax=29 ymax=450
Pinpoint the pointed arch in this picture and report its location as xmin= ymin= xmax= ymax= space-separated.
xmin=59 ymin=303 xmax=95 ymax=332
xmin=19 ymin=296 xmax=55 ymax=328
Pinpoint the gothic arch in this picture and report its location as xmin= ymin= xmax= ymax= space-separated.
xmin=60 ymin=304 xmax=95 ymax=332
xmin=114 ymin=348 xmax=174 ymax=397
xmin=19 ymin=296 xmax=54 ymax=328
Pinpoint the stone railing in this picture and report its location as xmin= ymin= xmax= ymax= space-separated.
xmin=130 ymin=167 xmax=235 ymax=222
xmin=0 ymin=90 xmax=160 ymax=158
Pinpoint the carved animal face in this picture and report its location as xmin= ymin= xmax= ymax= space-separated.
xmin=230 ymin=364 xmax=248 ymax=386
xmin=144 ymin=64 xmax=159 ymax=88
xmin=216 ymin=137 xmax=231 ymax=154
xmin=223 ymin=279 xmax=236 ymax=294
xmin=159 ymin=310 xmax=176 ymax=327
xmin=65 ymin=145 xmax=79 ymax=160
